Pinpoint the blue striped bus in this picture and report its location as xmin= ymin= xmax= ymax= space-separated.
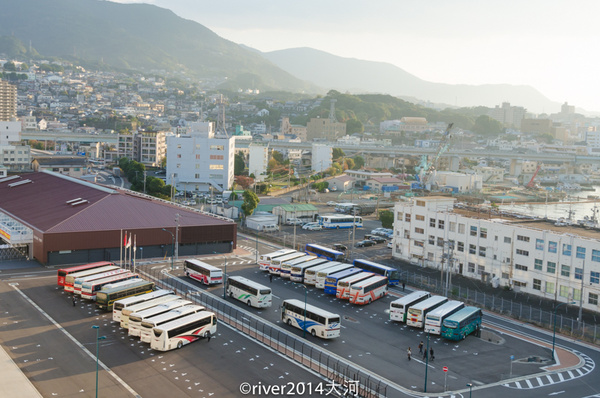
xmin=323 ymin=267 xmax=364 ymax=295
xmin=304 ymin=244 xmax=345 ymax=261
xmin=352 ymin=259 xmax=399 ymax=285
xmin=441 ymin=306 xmax=482 ymax=340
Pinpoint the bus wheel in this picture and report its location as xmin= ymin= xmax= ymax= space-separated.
xmin=247 ymin=300 xmax=251 ymax=307
xmin=287 ymin=318 xmax=292 ymax=326
xmin=311 ymin=329 xmax=316 ymax=337
xmin=229 ymin=291 xmax=233 ymax=298
xmin=177 ymin=341 xmax=183 ymax=349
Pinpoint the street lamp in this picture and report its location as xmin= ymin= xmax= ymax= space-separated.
xmin=466 ymin=383 xmax=473 ymax=398
xmin=92 ymin=325 xmax=106 ymax=398
xmin=424 ymin=332 xmax=430 ymax=392
xmin=552 ymin=300 xmax=575 ymax=360
xmin=161 ymin=228 xmax=174 ymax=270
xmin=301 ymin=285 xmax=308 ymax=338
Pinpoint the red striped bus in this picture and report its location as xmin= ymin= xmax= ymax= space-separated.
xmin=57 ymin=261 xmax=115 ymax=287
xmin=63 ymin=265 xmax=120 ymax=293
xmin=349 ymin=275 xmax=389 ymax=305
xmin=81 ymin=273 xmax=139 ymax=301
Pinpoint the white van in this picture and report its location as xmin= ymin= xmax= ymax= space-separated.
xmin=285 ymin=218 xmax=303 ymax=226
xmin=263 ymin=224 xmax=279 ymax=232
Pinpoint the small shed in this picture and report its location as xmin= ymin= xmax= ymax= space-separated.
xmin=272 ymin=204 xmax=319 ymax=224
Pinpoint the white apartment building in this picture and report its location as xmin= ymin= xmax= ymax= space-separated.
xmin=0 ymin=121 xmax=30 ymax=172
xmin=311 ymin=144 xmax=332 ymax=173
xmin=166 ymin=122 xmax=234 ymax=193
xmin=116 ymin=130 xmax=166 ymax=167
xmin=248 ymin=143 xmax=269 ymax=182
xmin=393 ymin=197 xmax=600 ymax=312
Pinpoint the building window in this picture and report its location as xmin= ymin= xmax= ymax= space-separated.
xmin=469 ymin=244 xmax=476 ymax=254
xmin=502 ymin=272 xmax=509 ymax=279
xmin=514 ymin=281 xmax=527 ymax=288
xmin=416 ymin=200 xmax=425 ymax=207
xmin=194 ymin=174 xmax=200 ymax=179
xmin=479 ymin=247 xmax=486 ymax=257
xmin=429 ymin=235 xmax=435 ymax=245
xmin=468 ymin=262 xmax=475 ymax=273
xmin=210 ymin=145 xmax=224 ymax=150
xmin=548 ymin=241 xmax=557 ymax=253
xmin=210 ymin=155 xmax=224 ymax=160
xmin=437 ymin=237 xmax=444 ymax=247
xmin=177 ymin=154 xmax=181 ymax=158
xmin=561 ymin=265 xmax=570 ymax=277
xmin=547 ymin=261 xmax=556 ymax=274
xmin=416 ymin=215 xmax=425 ymax=221
xmin=576 ymin=246 xmax=586 ymax=259
xmin=545 ymin=282 xmax=555 ymax=294
xmin=504 ymin=236 xmax=511 ymax=244
xmin=592 ymin=249 xmax=600 ymax=263
xmin=414 ymin=227 xmax=424 ymax=234
xmin=457 ymin=242 xmax=464 ymax=252
xmin=438 ymin=220 xmax=444 ymax=230
xmin=209 ymin=164 xmax=224 ymax=170
xmin=535 ymin=239 xmax=544 ymax=250
xmin=515 ymin=263 xmax=528 ymax=271
xmin=458 ymin=224 xmax=465 ymax=234
xmin=517 ymin=235 xmax=530 ymax=242
xmin=480 ymin=228 xmax=487 ymax=239
xmin=449 ymin=222 xmax=456 ymax=232
xmin=430 ymin=218 xmax=436 ymax=227
xmin=397 ymin=212 xmax=403 ymax=220
xmin=405 ymin=214 xmax=411 ymax=222
xmin=516 ymin=249 xmax=529 ymax=256
xmin=176 ymin=164 xmax=181 ymax=168
xmin=591 ymin=271 xmax=600 ymax=285
xmin=533 ymin=279 xmax=541 ymax=290
xmin=470 ymin=226 xmax=477 ymax=236
xmin=589 ymin=293 xmax=598 ymax=306
xmin=534 ymin=259 xmax=543 ymax=270
xmin=573 ymin=288 xmax=581 ymax=302
xmin=575 ymin=268 xmax=583 ymax=280
xmin=562 ymin=244 xmax=572 ymax=256
xmin=477 ymin=265 xmax=485 ymax=275
xmin=196 ymin=154 xmax=201 ymax=159
xmin=414 ymin=240 xmax=424 ymax=247
xmin=559 ymin=285 xmax=569 ymax=298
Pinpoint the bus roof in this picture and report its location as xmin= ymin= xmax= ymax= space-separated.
xmin=425 ymin=301 xmax=464 ymax=318
xmin=349 ymin=274 xmax=387 ymax=289
xmin=101 ymin=278 xmax=149 ymax=293
xmin=292 ymin=258 xmax=329 ymax=270
xmin=153 ymin=311 xmax=215 ymax=332
xmin=130 ymin=299 xmax=193 ymax=319
xmin=444 ymin=306 xmax=482 ymax=323
xmin=227 ymin=275 xmax=270 ymax=291
xmin=283 ymin=299 xmax=340 ymax=319
xmin=408 ymin=296 xmax=448 ymax=311
xmin=332 ymin=270 xmax=373 ymax=284
xmin=82 ymin=273 xmax=136 ymax=287
xmin=75 ymin=269 xmax=128 ymax=283
xmin=185 ymin=259 xmax=221 ymax=272
xmin=262 ymin=249 xmax=296 ymax=258
xmin=122 ymin=294 xmax=180 ymax=314
xmin=353 ymin=259 xmax=396 ymax=271
xmin=272 ymin=252 xmax=305 ymax=264
xmin=282 ymin=255 xmax=315 ymax=267
xmin=114 ymin=289 xmax=173 ymax=307
xmin=317 ymin=263 xmax=354 ymax=278
xmin=305 ymin=244 xmax=344 ymax=256
xmin=306 ymin=262 xmax=343 ymax=275
xmin=66 ymin=266 xmax=119 ymax=280
xmin=143 ymin=305 xmax=205 ymax=325
xmin=59 ymin=261 xmax=114 ymax=273
xmin=390 ymin=291 xmax=430 ymax=306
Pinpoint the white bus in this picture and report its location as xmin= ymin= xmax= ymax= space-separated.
xmin=269 ymin=252 xmax=305 ymax=276
xmin=389 ymin=291 xmax=431 ymax=322
xmin=349 ymin=275 xmax=388 ymax=305
xmin=406 ymin=296 xmax=449 ymax=328
xmin=113 ymin=289 xmax=174 ymax=323
xmin=63 ymin=265 xmax=119 ymax=292
xmin=335 ymin=272 xmax=375 ymax=300
xmin=184 ymin=259 xmax=223 ymax=285
xmin=80 ymin=273 xmax=138 ymax=301
xmin=226 ymin=276 xmax=272 ymax=308
xmin=151 ymin=311 xmax=217 ymax=351
xmin=318 ymin=214 xmax=363 ymax=229
xmin=281 ymin=299 xmax=341 ymax=339
xmin=279 ymin=255 xmax=315 ymax=279
xmin=140 ymin=305 xmax=205 ymax=343
xmin=258 ymin=249 xmax=296 ymax=271
xmin=315 ymin=263 xmax=353 ymax=289
xmin=289 ymin=258 xmax=329 ymax=283
xmin=128 ymin=299 xmax=194 ymax=337
xmin=424 ymin=300 xmax=465 ymax=335
xmin=72 ymin=268 xmax=128 ymax=295
xmin=304 ymin=262 xmax=341 ymax=286
xmin=119 ymin=294 xmax=180 ymax=329
xmin=334 ymin=203 xmax=357 ymax=213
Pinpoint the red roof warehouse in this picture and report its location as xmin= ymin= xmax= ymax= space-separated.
xmin=0 ymin=171 xmax=237 ymax=265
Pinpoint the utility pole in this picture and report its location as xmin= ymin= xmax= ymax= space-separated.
xmin=143 ymin=170 xmax=147 ymax=194
xmin=579 ymin=260 xmax=585 ymax=325
xmin=175 ymin=214 xmax=180 ymax=261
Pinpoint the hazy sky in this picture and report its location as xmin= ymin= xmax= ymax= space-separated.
xmin=111 ymin=0 xmax=600 ymax=112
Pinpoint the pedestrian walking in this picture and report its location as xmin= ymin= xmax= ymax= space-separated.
xmin=429 ymin=347 xmax=434 ymax=362
xmin=407 ymin=347 xmax=411 ymax=361
xmin=72 ymin=296 xmax=76 ymax=307
xmin=418 ymin=341 xmax=423 ymax=354
xmin=269 ymin=274 xmax=273 ymax=283
xmin=402 ymin=282 xmax=405 ymax=291
xmin=423 ymin=350 xmax=428 ymax=361
xmin=207 ymin=331 xmax=211 ymax=342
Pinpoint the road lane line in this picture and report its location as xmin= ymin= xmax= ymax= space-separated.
xmin=10 ymin=284 xmax=141 ymax=397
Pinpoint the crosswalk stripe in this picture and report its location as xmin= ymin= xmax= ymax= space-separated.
xmin=567 ymin=370 xmax=574 ymax=379
xmin=535 ymin=377 xmax=543 ymax=386
xmin=545 ymin=375 xmax=554 ymax=384
xmin=525 ymin=379 xmax=533 ymax=388
xmin=558 ymin=373 xmax=565 ymax=381
xmin=576 ymin=368 xmax=584 ymax=376
xmin=514 ymin=381 xmax=522 ymax=389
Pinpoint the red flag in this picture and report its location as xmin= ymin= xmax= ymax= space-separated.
xmin=125 ymin=234 xmax=132 ymax=249
xmin=124 ymin=232 xmax=128 ymax=247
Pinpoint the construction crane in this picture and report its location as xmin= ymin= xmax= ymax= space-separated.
xmin=414 ymin=123 xmax=454 ymax=189
xmin=526 ymin=163 xmax=542 ymax=189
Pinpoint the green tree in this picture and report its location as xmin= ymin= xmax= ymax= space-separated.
xmin=234 ymin=153 xmax=246 ymax=175
xmin=271 ymin=150 xmax=284 ymax=164
xmin=332 ymin=148 xmax=345 ymax=161
xmin=346 ymin=118 xmax=364 ymax=134
xmin=472 ymin=115 xmax=503 ymax=136
xmin=241 ymin=189 xmax=259 ymax=218
xmin=378 ymin=210 xmax=394 ymax=229
xmin=352 ymin=155 xmax=365 ymax=170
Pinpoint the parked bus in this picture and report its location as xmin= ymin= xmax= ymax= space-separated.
xmin=334 ymin=203 xmax=357 ymax=213
xmin=352 ymin=259 xmax=400 ymax=285
xmin=389 ymin=291 xmax=431 ymax=322
xmin=184 ymin=259 xmax=222 ymax=285
xmin=70 ymin=267 xmax=126 ymax=294
xmin=315 ymin=263 xmax=355 ymax=289
xmin=258 ymin=249 xmax=296 ymax=271
xmin=406 ymin=296 xmax=449 ymax=328
xmin=140 ymin=305 xmax=206 ymax=343
xmin=348 ymin=275 xmax=388 ymax=305
xmin=304 ymin=244 xmax=345 ymax=261
xmin=120 ymin=294 xmax=180 ymax=329
xmin=334 ymin=272 xmax=375 ymax=299
xmin=80 ymin=273 xmax=138 ymax=301
xmin=57 ymin=261 xmax=115 ymax=287
xmin=150 ymin=311 xmax=217 ymax=351
xmin=441 ymin=307 xmax=483 ymax=341
xmin=281 ymin=299 xmax=341 ymax=339
xmin=289 ymin=258 xmax=329 ymax=283
xmin=424 ymin=301 xmax=465 ymax=335
xmin=269 ymin=252 xmax=305 ymax=276
xmin=226 ymin=276 xmax=272 ymax=308
xmin=96 ymin=279 xmax=154 ymax=311
xmin=112 ymin=289 xmax=174 ymax=323
xmin=318 ymin=214 xmax=363 ymax=229
xmin=279 ymin=255 xmax=315 ymax=279
xmin=128 ymin=299 xmax=194 ymax=337
xmin=304 ymin=262 xmax=342 ymax=286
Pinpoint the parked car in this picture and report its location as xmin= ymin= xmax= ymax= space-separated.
xmin=355 ymin=240 xmax=376 ymax=248
xmin=327 ymin=201 xmax=337 ymax=206
xmin=303 ymin=223 xmax=322 ymax=231
xmin=387 ymin=242 xmax=393 ymax=249
xmin=366 ymin=235 xmax=386 ymax=244
xmin=371 ymin=228 xmax=386 ymax=235
xmin=285 ymin=218 xmax=303 ymax=226
xmin=302 ymin=222 xmax=321 ymax=230
xmin=332 ymin=243 xmax=347 ymax=252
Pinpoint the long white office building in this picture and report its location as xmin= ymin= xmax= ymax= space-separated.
xmin=392 ymin=196 xmax=600 ymax=313
xmin=166 ymin=121 xmax=234 ymax=193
